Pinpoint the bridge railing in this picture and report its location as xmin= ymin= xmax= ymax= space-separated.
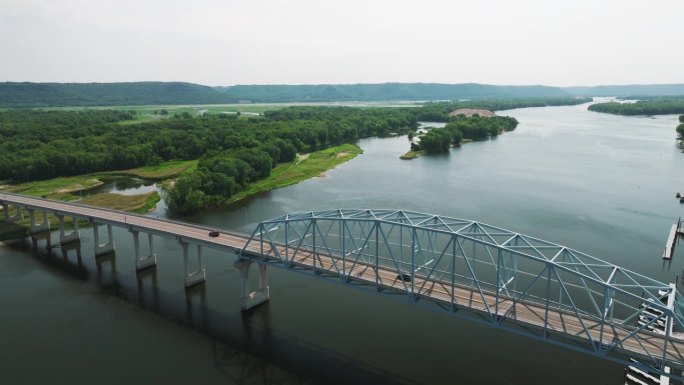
xmin=240 ymin=209 xmax=684 ymax=373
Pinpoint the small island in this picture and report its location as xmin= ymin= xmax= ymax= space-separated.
xmin=401 ymin=110 xmax=518 ymax=158
xmin=588 ymin=98 xmax=684 ymax=115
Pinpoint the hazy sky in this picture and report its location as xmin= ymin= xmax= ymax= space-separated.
xmin=1 ymin=0 xmax=682 ymax=87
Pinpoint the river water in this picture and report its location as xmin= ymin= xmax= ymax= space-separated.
xmin=1 ymin=103 xmax=683 ymax=384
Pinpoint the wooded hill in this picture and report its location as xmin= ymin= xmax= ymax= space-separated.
xmin=564 ymin=84 xmax=684 ymax=97
xmin=216 ymin=83 xmax=572 ymax=102
xmin=1 ymin=81 xmax=577 ymax=107
xmin=0 ymin=82 xmax=238 ymax=107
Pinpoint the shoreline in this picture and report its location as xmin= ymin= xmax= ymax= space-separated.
xmin=227 ymin=143 xmax=363 ymax=204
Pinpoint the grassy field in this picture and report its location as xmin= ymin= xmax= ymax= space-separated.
xmin=2 ymin=176 xmax=104 ymax=198
xmin=24 ymin=101 xmax=423 ymax=125
xmin=229 ymin=143 xmax=363 ymax=203
xmin=116 ymin=160 xmax=197 ymax=179
xmin=80 ymin=191 xmax=160 ymax=213
xmin=400 ymin=150 xmax=423 ymax=160
xmin=1 ymin=160 xmax=196 ymax=198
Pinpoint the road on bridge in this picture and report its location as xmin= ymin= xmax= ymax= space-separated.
xmin=2 ymin=192 xmax=683 ymax=371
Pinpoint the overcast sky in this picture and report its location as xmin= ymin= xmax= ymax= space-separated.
xmin=1 ymin=0 xmax=682 ymax=87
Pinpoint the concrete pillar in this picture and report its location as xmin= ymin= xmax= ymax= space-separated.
xmin=28 ymin=209 xmax=50 ymax=234
xmin=4 ymin=203 xmax=23 ymax=223
xmin=60 ymin=241 xmax=83 ymax=266
xmin=235 ymin=258 xmax=270 ymax=311
xmin=132 ymin=230 xmax=156 ymax=270
xmin=30 ymin=230 xmax=52 ymax=250
xmin=57 ymin=214 xmax=80 ymax=244
xmin=181 ymin=241 xmax=205 ymax=288
xmin=92 ymin=222 xmax=115 ymax=256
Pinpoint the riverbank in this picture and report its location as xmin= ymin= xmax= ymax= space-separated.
xmin=400 ymin=139 xmax=473 ymax=160
xmin=0 ymin=161 xmax=182 ymax=240
xmin=1 ymin=160 xmax=196 ymax=199
xmin=228 ymin=143 xmax=363 ymax=203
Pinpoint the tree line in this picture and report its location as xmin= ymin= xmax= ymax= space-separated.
xmin=1 ymin=82 xmax=592 ymax=108
xmin=413 ymin=98 xmax=590 ymax=121
xmin=0 ymin=97 xmax=589 ymax=213
xmin=0 ymin=107 xmax=418 ymax=184
xmin=588 ymin=99 xmax=684 ymax=115
xmin=413 ymin=115 xmax=518 ymax=153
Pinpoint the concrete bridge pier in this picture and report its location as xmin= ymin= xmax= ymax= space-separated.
xmin=235 ymin=259 xmax=270 ymax=311
xmin=60 ymin=240 xmax=83 ymax=266
xmin=57 ymin=214 xmax=80 ymax=244
xmin=92 ymin=221 xmax=115 ymax=256
xmin=28 ymin=209 xmax=50 ymax=234
xmin=181 ymin=241 xmax=205 ymax=287
xmin=30 ymin=229 xmax=52 ymax=250
xmin=3 ymin=203 xmax=23 ymax=223
xmin=131 ymin=230 xmax=156 ymax=270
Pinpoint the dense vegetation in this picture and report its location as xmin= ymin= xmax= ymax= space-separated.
xmin=413 ymin=98 xmax=591 ymax=121
xmin=415 ymin=116 xmax=518 ymax=153
xmin=7 ymin=81 xmax=684 ymax=107
xmin=0 ymin=97 xmax=590 ymax=213
xmin=218 ymin=83 xmax=573 ymax=102
xmin=0 ymin=107 xmax=417 ymax=183
xmin=677 ymin=115 xmax=684 ymax=137
xmin=0 ymin=82 xmax=237 ymax=108
xmin=588 ymin=99 xmax=684 ymax=115
xmin=0 ymin=107 xmax=419 ymax=213
xmin=1 ymin=82 xmax=586 ymax=107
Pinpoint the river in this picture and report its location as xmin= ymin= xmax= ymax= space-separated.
xmin=1 ymin=102 xmax=683 ymax=384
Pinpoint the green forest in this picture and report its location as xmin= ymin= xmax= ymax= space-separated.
xmin=0 ymin=81 xmax=590 ymax=107
xmin=414 ymin=116 xmax=519 ymax=154
xmin=588 ymin=99 xmax=684 ymax=115
xmin=217 ymin=83 xmax=575 ymax=102
xmin=0 ymin=82 xmax=238 ymax=108
xmin=0 ymin=97 xmax=588 ymax=214
xmin=413 ymin=98 xmax=590 ymax=121
xmin=677 ymin=115 xmax=684 ymax=136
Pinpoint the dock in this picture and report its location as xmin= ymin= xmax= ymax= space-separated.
xmin=625 ymin=286 xmax=676 ymax=385
xmin=663 ymin=219 xmax=681 ymax=260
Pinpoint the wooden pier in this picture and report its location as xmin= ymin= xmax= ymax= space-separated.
xmin=663 ymin=219 xmax=681 ymax=260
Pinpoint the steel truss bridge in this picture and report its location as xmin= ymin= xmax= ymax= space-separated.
xmin=1 ymin=193 xmax=683 ymax=379
xmin=241 ymin=209 xmax=684 ymax=379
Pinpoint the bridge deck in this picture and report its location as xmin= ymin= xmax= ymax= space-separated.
xmin=247 ymin=242 xmax=684 ymax=368
xmin=1 ymin=193 xmax=247 ymax=252
xmin=3 ymin=193 xmax=683 ymax=369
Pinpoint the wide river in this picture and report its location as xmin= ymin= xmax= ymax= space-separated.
xmin=1 ymin=102 xmax=683 ymax=384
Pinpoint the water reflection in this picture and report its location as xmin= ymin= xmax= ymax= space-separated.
xmin=136 ymin=266 xmax=160 ymax=310
xmin=95 ymin=251 xmax=118 ymax=285
xmin=13 ymin=229 xmax=426 ymax=385
xmin=185 ymin=284 xmax=208 ymax=327
xmin=212 ymin=340 xmax=310 ymax=385
xmin=84 ymin=177 xmax=159 ymax=197
xmin=26 ymin=234 xmax=89 ymax=280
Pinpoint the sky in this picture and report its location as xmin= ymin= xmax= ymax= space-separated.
xmin=1 ymin=0 xmax=682 ymax=87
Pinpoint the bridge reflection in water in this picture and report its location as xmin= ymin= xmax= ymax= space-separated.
xmin=1 ymin=193 xmax=683 ymax=380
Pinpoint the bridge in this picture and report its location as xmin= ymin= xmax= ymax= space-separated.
xmin=1 ymin=192 xmax=683 ymax=379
